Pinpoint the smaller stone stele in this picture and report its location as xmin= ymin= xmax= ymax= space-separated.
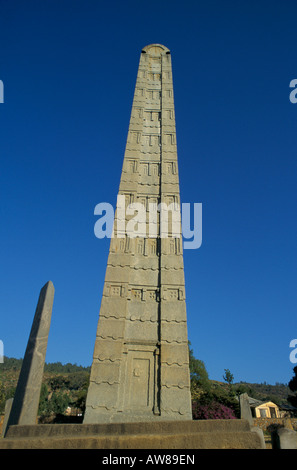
xmin=239 ymin=393 xmax=253 ymax=426
xmin=5 ymin=281 xmax=55 ymax=433
xmin=1 ymin=398 xmax=13 ymax=437
xmin=273 ymin=427 xmax=297 ymax=449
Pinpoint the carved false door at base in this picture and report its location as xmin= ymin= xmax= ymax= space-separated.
xmin=120 ymin=344 xmax=160 ymax=417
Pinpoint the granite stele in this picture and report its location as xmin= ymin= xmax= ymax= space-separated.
xmin=84 ymin=43 xmax=192 ymax=424
xmin=1 ymin=45 xmax=265 ymax=449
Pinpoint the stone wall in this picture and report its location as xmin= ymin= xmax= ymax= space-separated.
xmin=2 ymin=413 xmax=296 ymax=437
xmin=253 ymin=417 xmax=297 ymax=431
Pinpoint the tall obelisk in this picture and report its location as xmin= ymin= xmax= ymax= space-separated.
xmin=84 ymin=44 xmax=192 ymax=423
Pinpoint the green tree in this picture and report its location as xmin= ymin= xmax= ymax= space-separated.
xmin=189 ymin=343 xmax=210 ymax=392
xmin=223 ymin=368 xmax=234 ymax=387
xmin=48 ymin=391 xmax=70 ymax=414
xmin=75 ymin=389 xmax=87 ymax=413
xmin=38 ymin=383 xmax=49 ymax=415
xmin=223 ymin=368 xmax=235 ymax=396
xmin=49 ymin=375 xmax=70 ymax=391
xmin=70 ymin=372 xmax=90 ymax=414
xmin=67 ymin=372 xmax=89 ymax=390
xmin=234 ymin=383 xmax=252 ymax=396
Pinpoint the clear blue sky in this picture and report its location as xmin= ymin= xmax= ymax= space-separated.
xmin=0 ymin=0 xmax=296 ymax=385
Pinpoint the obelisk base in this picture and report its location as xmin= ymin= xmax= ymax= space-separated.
xmin=0 ymin=420 xmax=265 ymax=449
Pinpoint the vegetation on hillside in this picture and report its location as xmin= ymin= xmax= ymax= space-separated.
xmin=188 ymin=344 xmax=292 ymax=419
xmin=288 ymin=365 xmax=297 ymax=408
xmin=0 ymin=352 xmax=293 ymax=420
xmin=0 ymin=357 xmax=90 ymax=417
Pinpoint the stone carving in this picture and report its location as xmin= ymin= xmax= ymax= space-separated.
xmin=84 ymin=44 xmax=192 ymax=424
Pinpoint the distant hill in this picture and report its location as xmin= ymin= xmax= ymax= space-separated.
xmin=212 ymin=380 xmax=290 ymax=406
xmin=232 ymin=382 xmax=290 ymax=405
xmin=1 ymin=356 xmax=90 ymax=373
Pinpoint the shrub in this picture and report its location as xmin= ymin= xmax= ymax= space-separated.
xmin=192 ymin=400 xmax=237 ymax=420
